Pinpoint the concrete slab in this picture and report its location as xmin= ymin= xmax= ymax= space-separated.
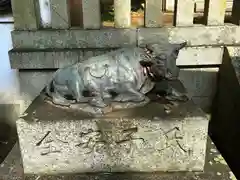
xmin=16 ymin=95 xmax=209 ymax=174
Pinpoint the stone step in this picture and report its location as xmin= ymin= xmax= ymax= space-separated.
xmin=16 ymin=94 xmax=209 ymax=175
xmin=9 ymin=47 xmax=223 ymax=69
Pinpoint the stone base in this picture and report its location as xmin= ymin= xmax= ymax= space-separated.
xmin=16 ymin=96 xmax=209 ymax=175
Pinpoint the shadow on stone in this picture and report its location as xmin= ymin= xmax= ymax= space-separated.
xmin=210 ymin=47 xmax=240 ymax=179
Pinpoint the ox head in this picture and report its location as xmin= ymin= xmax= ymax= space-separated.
xmin=139 ymin=42 xmax=187 ymax=81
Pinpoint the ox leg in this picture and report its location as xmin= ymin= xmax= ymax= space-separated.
xmin=165 ymin=87 xmax=189 ymax=102
xmin=114 ymin=83 xmax=146 ymax=102
xmin=89 ymin=91 xmax=108 ymax=108
xmin=51 ymin=90 xmax=75 ymax=106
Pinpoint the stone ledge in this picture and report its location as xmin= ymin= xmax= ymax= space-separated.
xmin=11 ymin=29 xmax=137 ymax=49
xmin=9 ymin=48 xmax=117 ymax=69
xmin=138 ymin=24 xmax=240 ymax=46
xmin=9 ymin=47 xmax=223 ymax=69
xmin=17 ymin=96 xmax=209 ymax=174
xmin=11 ymin=25 xmax=240 ymax=49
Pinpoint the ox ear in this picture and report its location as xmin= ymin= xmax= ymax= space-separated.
xmin=174 ymin=41 xmax=187 ymax=50
xmin=146 ymin=44 xmax=157 ymax=52
xmin=146 ymin=43 xmax=163 ymax=54
xmin=139 ymin=60 xmax=153 ymax=67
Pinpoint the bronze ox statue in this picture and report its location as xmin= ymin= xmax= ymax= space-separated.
xmin=44 ymin=42 xmax=188 ymax=110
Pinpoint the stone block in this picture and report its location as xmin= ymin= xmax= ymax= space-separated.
xmin=9 ymin=47 xmax=223 ymax=69
xmin=17 ymin=97 xmax=209 ymax=174
xmin=174 ymin=0 xmax=194 ymax=26
xmin=114 ymin=0 xmax=131 ymax=28
xmin=204 ymin=0 xmax=227 ymax=25
xmin=138 ymin=25 xmax=240 ymax=47
xmin=11 ymin=29 xmax=137 ymax=49
xmin=176 ymin=46 xmax=223 ymax=66
xmin=50 ymin=0 xmax=70 ymax=29
xmin=11 ymin=0 xmax=41 ymax=30
xmin=179 ymin=68 xmax=219 ymax=98
xmin=145 ymin=0 xmax=163 ymax=27
xmin=82 ymin=0 xmax=101 ymax=29
xmin=9 ymin=49 xmax=82 ymax=69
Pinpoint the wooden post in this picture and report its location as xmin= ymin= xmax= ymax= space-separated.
xmin=174 ymin=0 xmax=195 ymax=26
xmin=145 ymin=0 xmax=163 ymax=27
xmin=204 ymin=0 xmax=227 ymax=25
xmin=114 ymin=0 xmax=131 ymax=28
xmin=50 ymin=0 xmax=70 ymax=29
xmin=82 ymin=0 xmax=101 ymax=29
xmin=11 ymin=0 xmax=41 ymax=30
xmin=232 ymin=0 xmax=240 ymax=25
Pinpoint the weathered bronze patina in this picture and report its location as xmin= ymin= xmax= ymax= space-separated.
xmin=44 ymin=42 xmax=188 ymax=114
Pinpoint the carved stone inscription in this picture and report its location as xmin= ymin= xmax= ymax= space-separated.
xmin=17 ymin=117 xmax=208 ymax=174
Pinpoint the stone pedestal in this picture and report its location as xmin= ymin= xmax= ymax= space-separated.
xmin=16 ymin=94 xmax=209 ymax=175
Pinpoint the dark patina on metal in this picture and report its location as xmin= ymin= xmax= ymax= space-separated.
xmin=43 ymin=42 xmax=188 ymax=115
